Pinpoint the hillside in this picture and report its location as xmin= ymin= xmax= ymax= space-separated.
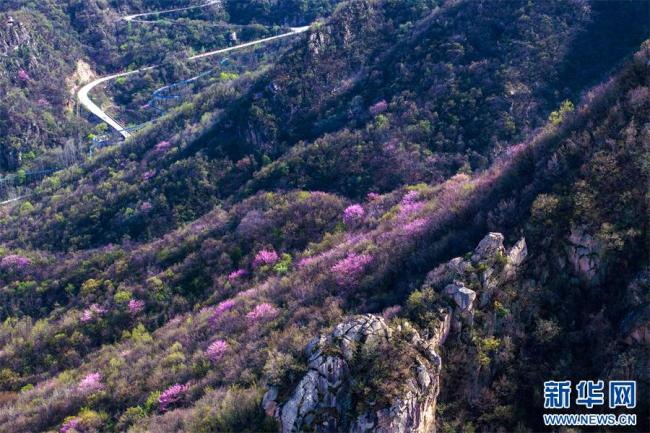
xmin=0 ymin=1 xmax=647 ymax=432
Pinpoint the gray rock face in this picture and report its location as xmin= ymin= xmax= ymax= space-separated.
xmin=264 ymin=233 xmax=525 ymax=433
xmin=264 ymin=314 xmax=445 ymax=433
xmin=566 ymin=227 xmax=603 ymax=282
xmin=471 ymin=232 xmax=505 ymax=263
xmin=426 ymin=233 xmax=527 ymax=313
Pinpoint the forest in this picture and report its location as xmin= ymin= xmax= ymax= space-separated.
xmin=0 ymin=1 xmax=647 ymax=432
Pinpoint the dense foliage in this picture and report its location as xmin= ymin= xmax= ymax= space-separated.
xmin=0 ymin=0 xmax=647 ymax=432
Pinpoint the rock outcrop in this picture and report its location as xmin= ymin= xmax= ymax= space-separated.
xmin=0 ymin=15 xmax=31 ymax=56
xmin=264 ymin=233 xmax=526 ymax=433
xmin=425 ymin=232 xmax=527 ymax=318
xmin=565 ymin=226 xmax=603 ymax=283
xmin=264 ymin=314 xmax=448 ymax=433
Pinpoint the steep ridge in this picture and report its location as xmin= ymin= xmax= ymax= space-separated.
xmin=0 ymin=1 xmax=647 ymax=432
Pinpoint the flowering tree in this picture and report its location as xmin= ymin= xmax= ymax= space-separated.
xmin=80 ymin=304 xmax=107 ymax=323
xmin=154 ymin=140 xmax=172 ymax=153
xmin=253 ymin=249 xmax=279 ymax=268
xmin=343 ymin=204 xmax=365 ymax=226
xmin=140 ymin=201 xmax=153 ymax=213
xmin=331 ymin=253 xmax=373 ymax=287
xmin=0 ymin=255 xmax=31 ymax=270
xmin=210 ymin=299 xmax=236 ymax=325
xmin=399 ymin=191 xmax=425 ymax=219
xmin=128 ymin=299 xmax=145 ymax=315
xmin=227 ymin=269 xmax=246 ymax=283
xmin=142 ymin=170 xmax=156 ymax=181
xmin=78 ymin=372 xmax=103 ymax=394
xmin=60 ymin=418 xmax=80 ymax=433
xmin=246 ymin=303 xmax=279 ymax=323
xmin=158 ymin=383 xmax=189 ymax=412
xmin=206 ymin=339 xmax=229 ymax=363
xmin=17 ymin=69 xmax=30 ymax=81
xmin=401 ymin=217 xmax=429 ymax=236
xmin=369 ymin=100 xmax=388 ymax=116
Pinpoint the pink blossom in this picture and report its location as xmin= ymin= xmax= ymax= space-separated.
xmin=37 ymin=98 xmax=49 ymax=106
xmin=0 ymin=255 xmax=31 ymax=269
xmin=17 ymin=69 xmax=30 ymax=81
xmin=227 ymin=269 xmax=246 ymax=283
xmin=253 ymin=249 xmax=279 ymax=267
xmin=399 ymin=191 xmax=425 ymax=219
xmin=210 ymin=299 xmax=235 ymax=325
xmin=246 ymin=303 xmax=279 ymax=323
xmin=80 ymin=304 xmax=106 ymax=323
xmin=154 ymin=140 xmax=172 ymax=153
xmin=140 ymin=201 xmax=152 ymax=212
xmin=60 ymin=418 xmax=80 ymax=433
xmin=205 ymin=339 xmax=229 ymax=363
xmin=215 ymin=299 xmax=236 ymax=315
xmin=128 ymin=299 xmax=145 ymax=315
xmin=159 ymin=383 xmax=189 ymax=412
xmin=401 ymin=190 xmax=420 ymax=205
xmin=401 ymin=217 xmax=429 ymax=236
xmin=239 ymin=288 xmax=257 ymax=298
xmin=331 ymin=253 xmax=373 ymax=287
xmin=369 ymin=100 xmax=388 ymax=116
xmin=142 ymin=170 xmax=156 ymax=181
xmin=297 ymin=257 xmax=316 ymax=268
xmin=367 ymin=192 xmax=380 ymax=201
xmin=78 ymin=372 xmax=103 ymax=394
xmin=343 ymin=204 xmax=365 ymax=226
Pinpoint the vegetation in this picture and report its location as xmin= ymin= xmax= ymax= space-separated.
xmin=0 ymin=0 xmax=647 ymax=432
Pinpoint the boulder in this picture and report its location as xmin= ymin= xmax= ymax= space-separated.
xmin=265 ymin=314 xmax=445 ymax=433
xmin=471 ymin=232 xmax=505 ymax=263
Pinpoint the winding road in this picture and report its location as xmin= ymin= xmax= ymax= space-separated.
xmin=78 ymin=1 xmax=309 ymax=139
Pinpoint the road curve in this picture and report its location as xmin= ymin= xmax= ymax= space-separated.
xmin=123 ymin=0 xmax=221 ymax=23
xmin=78 ymin=27 xmax=309 ymax=138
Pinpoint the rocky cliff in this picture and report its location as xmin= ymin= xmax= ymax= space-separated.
xmin=264 ymin=232 xmax=527 ymax=433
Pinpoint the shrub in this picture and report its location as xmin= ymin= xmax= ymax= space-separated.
xmin=246 ymin=303 xmax=279 ymax=323
xmin=128 ymin=299 xmax=145 ymax=315
xmin=343 ymin=204 xmax=365 ymax=226
xmin=253 ymin=250 xmax=279 ymax=268
xmin=331 ymin=253 xmax=373 ymax=287
xmin=78 ymin=372 xmax=103 ymax=394
xmin=206 ymin=340 xmax=229 ymax=363
xmin=158 ymin=383 xmax=189 ymax=412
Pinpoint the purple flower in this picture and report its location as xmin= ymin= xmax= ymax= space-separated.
xmin=128 ymin=299 xmax=145 ymax=315
xmin=80 ymin=304 xmax=107 ymax=323
xmin=140 ymin=201 xmax=152 ymax=212
xmin=367 ymin=192 xmax=380 ymax=201
xmin=401 ymin=217 xmax=429 ymax=236
xmin=159 ymin=383 xmax=189 ymax=412
xmin=60 ymin=418 xmax=80 ymax=433
xmin=331 ymin=253 xmax=373 ymax=287
xmin=17 ymin=69 xmax=30 ymax=81
xmin=206 ymin=339 xmax=229 ymax=363
xmin=399 ymin=191 xmax=425 ymax=219
xmin=369 ymin=100 xmax=388 ymax=116
xmin=253 ymin=249 xmax=279 ymax=268
xmin=227 ymin=269 xmax=246 ymax=283
xmin=210 ymin=299 xmax=236 ymax=326
xmin=78 ymin=372 xmax=103 ymax=394
xmin=142 ymin=170 xmax=156 ymax=181
xmin=343 ymin=204 xmax=365 ymax=226
xmin=0 ymin=255 xmax=31 ymax=270
xmin=246 ymin=303 xmax=279 ymax=323
xmin=154 ymin=140 xmax=172 ymax=153
xmin=297 ymin=257 xmax=316 ymax=268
